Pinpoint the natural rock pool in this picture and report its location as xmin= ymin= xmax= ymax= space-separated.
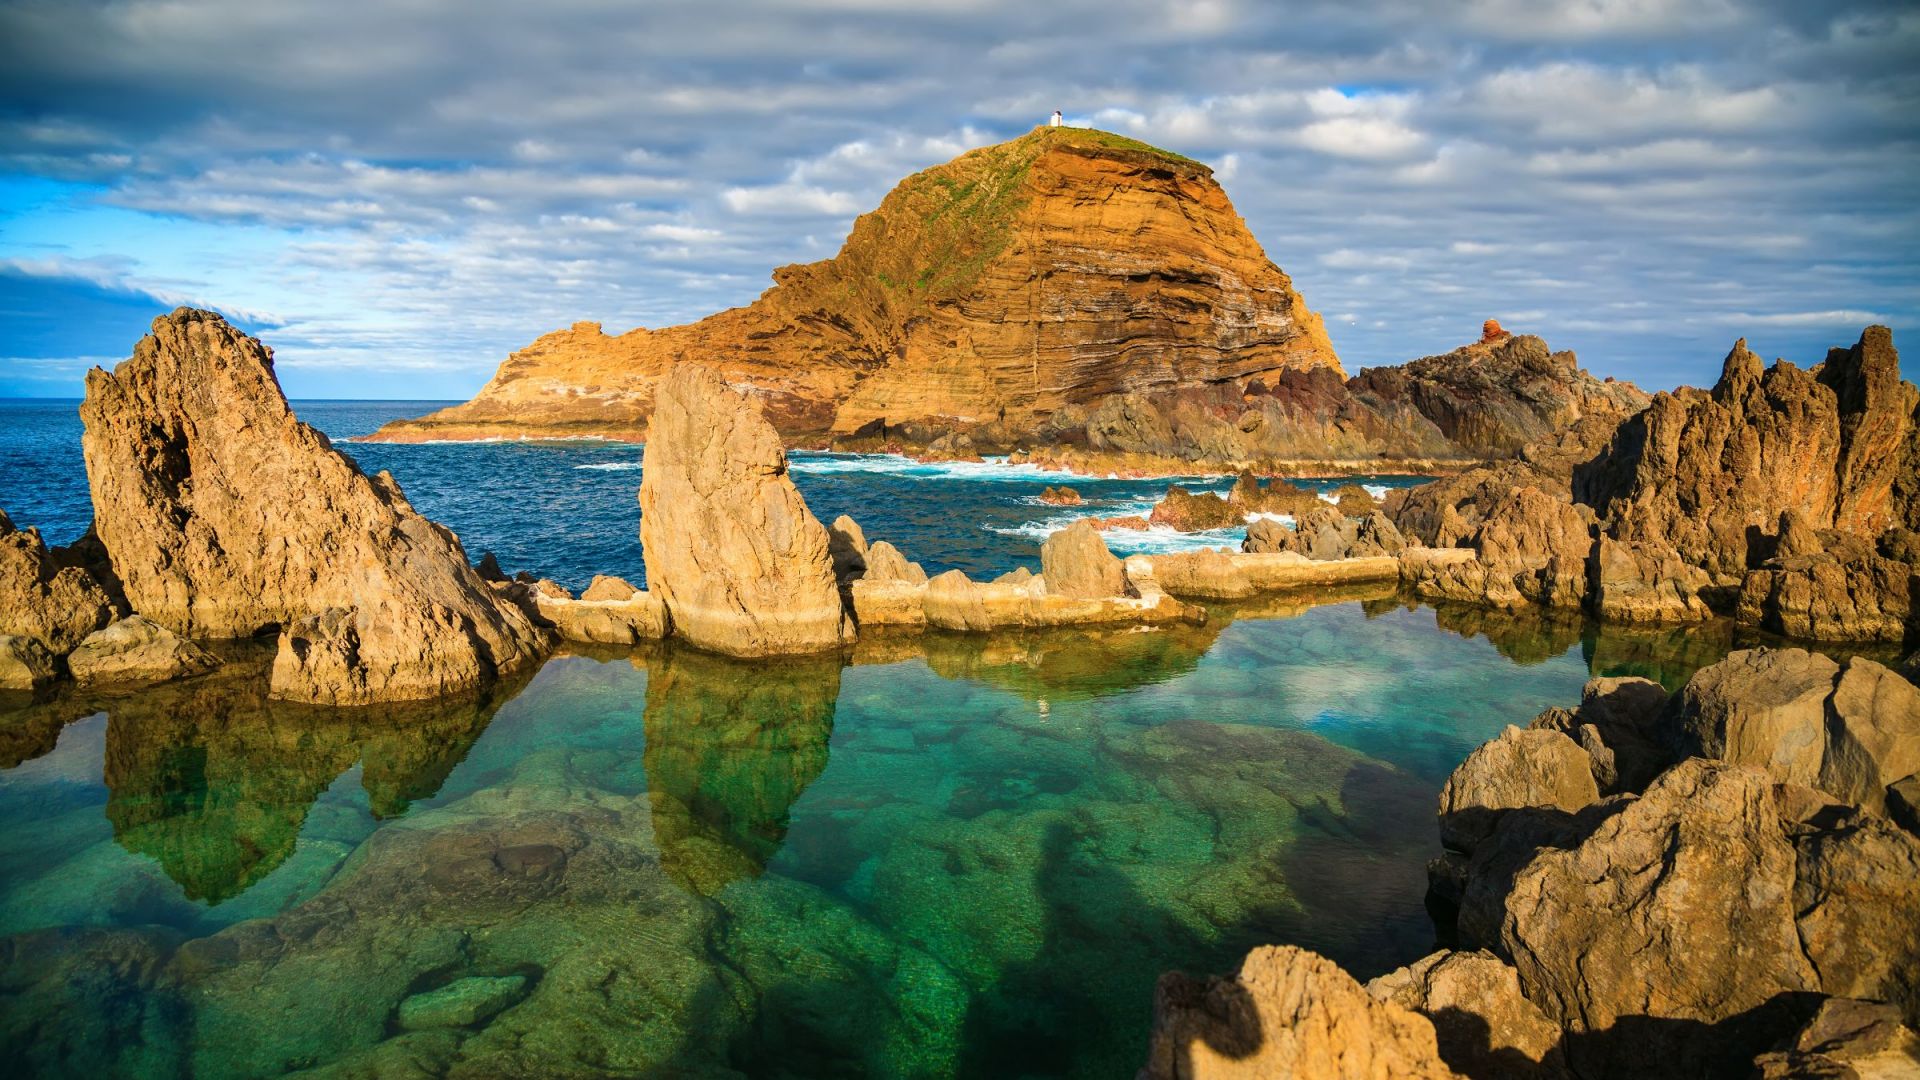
xmin=0 ymin=399 xmax=1777 ymax=1076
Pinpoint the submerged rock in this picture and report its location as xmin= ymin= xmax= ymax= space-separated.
xmin=66 ymin=616 xmax=218 ymax=686
xmin=79 ymin=309 xmax=546 ymax=704
xmin=396 ymin=974 xmax=529 ymax=1030
xmin=1141 ymin=944 xmax=1461 ymax=1079
xmin=638 ymin=365 xmax=853 ymax=656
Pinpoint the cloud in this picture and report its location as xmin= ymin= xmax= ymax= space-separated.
xmin=0 ymin=0 xmax=1913 ymax=395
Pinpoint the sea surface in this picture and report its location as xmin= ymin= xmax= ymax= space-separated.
xmin=0 ymin=398 xmax=1756 ymax=1077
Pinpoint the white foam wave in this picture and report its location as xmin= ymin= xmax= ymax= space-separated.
xmin=575 ymin=461 xmax=644 ymax=472
xmin=984 ymin=515 xmax=1248 ymax=556
xmin=787 ymin=452 xmax=1224 ymax=485
xmin=1315 ymin=483 xmax=1392 ymax=503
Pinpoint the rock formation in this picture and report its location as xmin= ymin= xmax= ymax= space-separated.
xmin=637 ymin=365 xmax=853 ymax=655
xmin=0 ymin=508 xmax=119 ymax=656
xmin=367 ymin=126 xmax=1339 ymax=446
xmin=1364 ymin=950 xmax=1565 ymax=1079
xmin=1040 ymin=519 xmax=1134 ymax=600
xmin=79 ymin=309 xmax=547 ymax=704
xmin=66 ymin=616 xmax=218 ymax=686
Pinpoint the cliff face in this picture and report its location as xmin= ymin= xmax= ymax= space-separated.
xmin=367 ymin=126 xmax=1340 ymax=444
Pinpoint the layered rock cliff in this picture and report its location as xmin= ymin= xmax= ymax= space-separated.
xmin=80 ymin=309 xmax=548 ymax=703
xmin=365 ymin=126 xmax=1340 ymax=445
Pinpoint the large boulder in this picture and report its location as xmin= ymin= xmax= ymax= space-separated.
xmin=0 ymin=634 xmax=58 ymax=690
xmin=1492 ymin=760 xmax=1819 ymax=1078
xmin=1365 ymin=950 xmax=1566 ymax=1080
xmin=80 ymin=310 xmax=547 ymax=704
xmin=637 ymin=365 xmax=853 ymax=656
xmin=0 ymin=509 xmax=119 ymax=654
xmin=1791 ymin=804 xmax=1920 ymax=1024
xmin=1528 ymin=676 xmax=1673 ymax=794
xmin=65 ymin=616 xmax=218 ymax=686
xmin=1438 ymin=726 xmax=1599 ymax=855
xmin=1586 ymin=536 xmax=1713 ymax=623
xmin=1041 ymin=520 xmax=1134 ymax=599
xmin=1751 ymin=997 xmax=1920 ymax=1079
xmin=1141 ymin=945 xmax=1462 ymax=1079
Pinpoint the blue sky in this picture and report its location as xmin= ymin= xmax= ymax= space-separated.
xmin=1 ymin=0 xmax=1915 ymax=398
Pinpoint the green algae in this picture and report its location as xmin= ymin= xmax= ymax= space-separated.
xmin=0 ymin=599 xmax=1763 ymax=1078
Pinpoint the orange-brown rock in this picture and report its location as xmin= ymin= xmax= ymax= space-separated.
xmin=637 ymin=365 xmax=853 ymax=656
xmin=0 ymin=508 xmax=119 ymax=655
xmin=79 ymin=309 xmax=548 ymax=704
xmin=1481 ymin=319 xmax=1510 ymax=343
xmin=368 ymin=126 xmax=1339 ymax=445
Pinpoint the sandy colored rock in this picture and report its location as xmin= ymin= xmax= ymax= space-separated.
xmin=826 ymin=515 xmax=868 ymax=585
xmin=1752 ymin=998 xmax=1920 ymax=1080
xmin=369 ymin=127 xmax=1340 ymax=447
xmin=1739 ymin=520 xmax=1916 ymax=642
xmin=1438 ymin=726 xmax=1599 ymax=854
xmin=1670 ymin=647 xmax=1838 ymax=789
xmin=533 ymin=591 xmax=668 ymax=645
xmin=579 ymin=575 xmax=639 ymax=602
xmin=1146 ymin=549 xmax=1400 ymax=600
xmin=1586 ymin=535 xmax=1712 ymax=622
xmin=862 ymin=541 xmax=927 ymax=586
xmin=80 ymin=310 xmax=546 ymax=704
xmin=1141 ymin=944 xmax=1462 ymax=1080
xmin=1792 ymin=812 xmax=1920 ymax=1026
xmin=1528 ymin=676 xmax=1673 ymax=794
xmin=1819 ymin=657 xmax=1920 ymax=816
xmin=1494 ymin=760 xmax=1819 ymax=1078
xmin=66 ymin=616 xmax=218 ymax=686
xmin=921 ymin=567 xmax=1199 ymax=632
xmin=1040 ymin=520 xmax=1134 ymax=599
xmin=1365 ymin=949 xmax=1566 ymax=1079
xmin=1037 ymin=486 xmax=1083 ymax=506
xmin=637 ymin=365 xmax=853 ymax=656
xmin=0 ymin=509 xmax=118 ymax=655
xmin=0 ymin=634 xmax=58 ymax=690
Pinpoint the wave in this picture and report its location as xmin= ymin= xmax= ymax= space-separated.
xmin=575 ymin=461 xmax=645 ymax=472
xmin=787 ymin=452 xmax=1225 ymax=485
xmin=1315 ymin=483 xmax=1391 ymax=504
xmin=984 ymin=514 xmax=1256 ymax=557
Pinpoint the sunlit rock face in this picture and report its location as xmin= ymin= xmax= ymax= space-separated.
xmin=366 ymin=126 xmax=1340 ymax=446
xmin=638 ymin=364 xmax=854 ymax=656
xmin=79 ymin=309 xmax=547 ymax=703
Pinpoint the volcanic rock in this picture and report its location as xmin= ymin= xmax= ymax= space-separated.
xmin=1585 ymin=535 xmax=1712 ymax=623
xmin=1141 ymin=944 xmax=1461 ymax=1079
xmin=579 ymin=575 xmax=639 ymax=602
xmin=1438 ymin=725 xmax=1599 ymax=855
xmin=1038 ymin=486 xmax=1083 ymax=506
xmin=1791 ymin=810 xmax=1920 ymax=1025
xmin=368 ymin=127 xmax=1340 ymax=446
xmin=0 ymin=635 xmax=57 ymax=690
xmin=639 ymin=365 xmax=853 ymax=655
xmin=1751 ymin=998 xmax=1920 ymax=1080
xmin=66 ymin=616 xmax=218 ymax=686
xmin=1040 ymin=520 xmax=1135 ymax=600
xmin=1364 ymin=949 xmax=1566 ymax=1079
xmin=0 ymin=509 xmax=119 ymax=655
xmin=533 ymin=590 xmax=668 ymax=646
xmin=79 ymin=309 xmax=546 ymax=704
xmin=1737 ymin=519 xmax=1916 ymax=641
xmin=1527 ymin=676 xmax=1673 ymax=794
xmin=826 ymin=516 xmax=868 ymax=585
xmin=1148 ymin=487 xmax=1242 ymax=532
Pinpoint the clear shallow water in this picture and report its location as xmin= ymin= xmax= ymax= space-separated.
xmin=0 ymin=397 xmax=1749 ymax=1077
xmin=0 ymin=597 xmax=1742 ymax=1079
xmin=0 ymin=399 xmax=1426 ymax=593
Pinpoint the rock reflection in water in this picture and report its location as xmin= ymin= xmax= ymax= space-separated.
xmin=641 ymin=645 xmax=839 ymax=894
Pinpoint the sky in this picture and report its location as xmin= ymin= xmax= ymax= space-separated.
xmin=0 ymin=0 xmax=1915 ymax=399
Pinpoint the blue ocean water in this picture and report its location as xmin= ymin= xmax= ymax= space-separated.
xmin=0 ymin=399 xmax=1427 ymax=593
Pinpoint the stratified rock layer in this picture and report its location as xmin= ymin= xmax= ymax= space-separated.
xmin=369 ymin=126 xmax=1339 ymax=445
xmin=80 ymin=309 xmax=546 ymax=703
xmin=638 ymin=365 xmax=853 ymax=656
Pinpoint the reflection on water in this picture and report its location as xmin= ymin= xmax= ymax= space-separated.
xmin=0 ymin=595 xmax=1771 ymax=1078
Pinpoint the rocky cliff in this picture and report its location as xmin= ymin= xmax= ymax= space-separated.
xmin=365 ymin=126 xmax=1340 ymax=445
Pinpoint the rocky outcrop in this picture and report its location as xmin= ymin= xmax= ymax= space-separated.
xmin=637 ymin=365 xmax=854 ymax=656
xmin=0 ymin=635 xmax=58 ymax=690
xmin=1365 ymin=950 xmax=1566 ymax=1080
xmin=368 ymin=127 xmax=1339 ymax=446
xmin=920 ymin=563 xmax=1200 ymax=632
xmin=1141 ymin=945 xmax=1461 ymax=1079
xmin=848 ymin=540 xmax=931 ymax=628
xmin=532 ymin=588 xmax=668 ymax=646
xmin=0 ymin=509 xmax=119 ymax=655
xmin=1736 ymin=514 xmax=1916 ymax=641
xmin=1527 ymin=676 xmax=1673 ymax=794
xmin=1752 ymin=998 xmax=1920 ymax=1079
xmin=79 ymin=310 xmax=547 ymax=704
xmin=1144 ymin=549 xmax=1401 ymax=601
xmin=66 ymin=616 xmax=218 ymax=686
xmin=1437 ymin=726 xmax=1599 ymax=855
xmin=1040 ymin=519 xmax=1134 ymax=600
xmin=1669 ymin=648 xmax=1919 ymax=817
xmin=1404 ymin=486 xmax=1594 ymax=611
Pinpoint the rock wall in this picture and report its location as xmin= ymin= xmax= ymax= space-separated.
xmin=79 ymin=309 xmax=547 ymax=703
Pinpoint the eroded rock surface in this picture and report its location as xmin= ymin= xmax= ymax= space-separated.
xmin=1365 ymin=949 xmax=1566 ymax=1080
xmin=66 ymin=616 xmax=218 ymax=686
xmin=637 ymin=365 xmax=853 ymax=656
xmin=0 ymin=508 xmax=118 ymax=655
xmin=79 ymin=309 xmax=546 ymax=704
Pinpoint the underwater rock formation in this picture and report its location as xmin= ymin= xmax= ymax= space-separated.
xmin=79 ymin=309 xmax=547 ymax=704
xmin=638 ymin=364 xmax=854 ymax=656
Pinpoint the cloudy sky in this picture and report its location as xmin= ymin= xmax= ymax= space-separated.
xmin=1 ymin=0 xmax=1914 ymax=398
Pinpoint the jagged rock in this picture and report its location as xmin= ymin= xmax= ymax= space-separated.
xmin=579 ymin=575 xmax=638 ymax=602
xmin=1243 ymin=507 xmax=1406 ymax=561
xmin=1738 ymin=528 xmax=1916 ymax=642
xmin=862 ymin=541 xmax=927 ymax=586
xmin=1347 ymin=511 xmax=1409 ymax=557
xmin=1493 ymin=760 xmax=1819 ymax=1078
xmin=1241 ymin=517 xmax=1290 ymax=555
xmin=1037 ymin=486 xmax=1083 ymax=506
xmin=1670 ymin=648 xmax=1919 ymax=816
xmin=1149 ymin=487 xmax=1242 ymax=532
xmin=1141 ymin=945 xmax=1462 ymax=1079
xmin=1528 ymin=676 xmax=1673 ymax=794
xmin=826 ymin=515 xmax=868 ymax=584
xmin=1331 ymin=483 xmax=1379 ymax=515
xmin=849 ymin=540 xmax=932 ymax=627
xmin=1752 ymin=998 xmax=1920 ymax=1080
xmin=1365 ymin=950 xmax=1567 ymax=1079
xmin=474 ymin=552 xmax=506 ymax=582
xmin=1792 ymin=812 xmax=1920 ymax=1026
xmin=1586 ymin=535 xmax=1712 ymax=623
xmin=1891 ymin=775 xmax=1920 ymax=835
xmin=1040 ymin=520 xmax=1135 ymax=599
xmin=637 ymin=365 xmax=853 ymax=656
xmin=66 ymin=616 xmax=218 ymax=686
xmin=0 ymin=634 xmax=57 ymax=690
xmin=1472 ymin=486 xmax=1593 ymax=608
xmin=1579 ymin=329 xmax=1919 ymax=588
xmin=80 ymin=310 xmax=546 ymax=704
xmin=367 ymin=127 xmax=1341 ymax=447
xmin=0 ymin=509 xmax=119 ymax=655
xmin=1438 ymin=726 xmax=1599 ymax=855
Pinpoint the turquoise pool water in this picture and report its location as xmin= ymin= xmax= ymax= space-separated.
xmin=0 ymin=596 xmax=1746 ymax=1078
